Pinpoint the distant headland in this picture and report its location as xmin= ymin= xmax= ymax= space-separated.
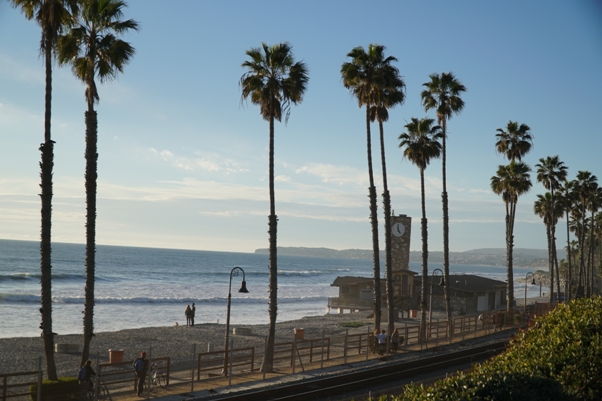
xmin=254 ymin=247 xmax=565 ymax=268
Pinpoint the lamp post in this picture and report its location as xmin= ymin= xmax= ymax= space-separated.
xmin=223 ymin=266 xmax=248 ymax=376
xmin=429 ymin=268 xmax=445 ymax=327
xmin=524 ymin=272 xmax=535 ymax=314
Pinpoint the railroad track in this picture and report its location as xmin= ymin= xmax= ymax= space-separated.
xmin=194 ymin=340 xmax=508 ymax=401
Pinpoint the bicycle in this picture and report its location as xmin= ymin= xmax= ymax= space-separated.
xmin=79 ymin=379 xmax=95 ymax=401
xmin=149 ymin=363 xmax=166 ymax=390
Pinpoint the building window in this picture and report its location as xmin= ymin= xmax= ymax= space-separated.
xmin=341 ymin=286 xmax=350 ymax=295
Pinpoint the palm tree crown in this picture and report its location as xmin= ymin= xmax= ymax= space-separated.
xmin=495 ymin=121 xmax=533 ymax=162
xmin=240 ymin=42 xmax=308 ymax=124
xmin=421 ymin=72 xmax=466 ymax=126
xmin=491 ymin=161 xmax=533 ymax=207
xmin=399 ymin=118 xmax=443 ymax=170
xmin=57 ymin=0 xmax=139 ymax=108
xmin=536 ymin=155 xmax=568 ymax=192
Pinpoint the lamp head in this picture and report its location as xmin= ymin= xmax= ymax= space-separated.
xmin=439 ymin=277 xmax=445 ymax=287
xmin=531 ymin=278 xmax=536 ymax=285
xmin=238 ymin=280 xmax=249 ymax=293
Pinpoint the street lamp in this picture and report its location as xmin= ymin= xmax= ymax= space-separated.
xmin=223 ymin=266 xmax=249 ymax=376
xmin=429 ymin=268 xmax=445 ymax=327
xmin=524 ymin=272 xmax=535 ymax=313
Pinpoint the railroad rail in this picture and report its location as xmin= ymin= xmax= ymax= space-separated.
xmin=195 ymin=340 xmax=508 ymax=401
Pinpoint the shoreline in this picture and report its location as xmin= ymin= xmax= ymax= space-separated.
xmin=0 ymin=312 xmax=373 ymax=376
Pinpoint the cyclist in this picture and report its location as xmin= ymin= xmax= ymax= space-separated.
xmin=78 ymin=360 xmax=96 ymax=399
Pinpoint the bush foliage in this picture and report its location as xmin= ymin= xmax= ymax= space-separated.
xmin=383 ymin=297 xmax=602 ymax=401
xmin=29 ymin=376 xmax=79 ymax=401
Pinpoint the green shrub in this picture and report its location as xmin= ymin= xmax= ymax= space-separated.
xmin=390 ymin=297 xmax=602 ymax=401
xmin=30 ymin=376 xmax=79 ymax=401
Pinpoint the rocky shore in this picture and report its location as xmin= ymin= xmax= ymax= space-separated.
xmin=0 ymin=312 xmax=373 ymax=377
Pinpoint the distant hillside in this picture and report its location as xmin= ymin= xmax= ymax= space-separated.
xmin=254 ymin=246 xmax=565 ymax=268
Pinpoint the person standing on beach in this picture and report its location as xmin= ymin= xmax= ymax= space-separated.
xmin=190 ymin=303 xmax=196 ymax=326
xmin=133 ymin=351 xmax=149 ymax=396
xmin=185 ymin=304 xmax=192 ymax=327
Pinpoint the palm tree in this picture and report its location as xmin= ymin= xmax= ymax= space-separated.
xmin=57 ymin=0 xmax=138 ymax=365
xmin=573 ymin=171 xmax=598 ymax=297
xmin=558 ymin=180 xmax=575 ymax=300
xmin=495 ymin=121 xmax=534 ymax=162
xmin=399 ymin=117 xmax=442 ymax=342
xmin=586 ymin=184 xmax=601 ymax=296
xmin=10 ymin=0 xmax=78 ymax=381
xmin=491 ymin=161 xmax=532 ymax=319
xmin=535 ymin=156 xmax=568 ymax=302
xmin=366 ymin=45 xmax=405 ymax=336
xmin=533 ymin=192 xmax=563 ymax=302
xmin=421 ymin=72 xmax=466 ymax=332
xmin=240 ymin=42 xmax=308 ymax=373
xmin=341 ymin=44 xmax=391 ymax=331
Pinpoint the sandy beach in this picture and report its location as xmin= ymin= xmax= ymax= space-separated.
xmin=0 ymin=312 xmax=374 ymax=377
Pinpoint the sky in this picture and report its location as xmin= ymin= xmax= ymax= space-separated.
xmin=1 ymin=1 xmax=601 ymax=254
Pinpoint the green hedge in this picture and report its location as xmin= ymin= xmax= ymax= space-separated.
xmin=29 ymin=376 xmax=79 ymax=401
xmin=384 ymin=297 xmax=602 ymax=401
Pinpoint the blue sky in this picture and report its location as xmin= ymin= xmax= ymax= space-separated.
xmin=1 ymin=1 xmax=601 ymax=253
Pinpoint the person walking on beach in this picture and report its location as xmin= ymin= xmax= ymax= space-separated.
xmin=133 ymin=351 xmax=149 ymax=396
xmin=190 ymin=302 xmax=196 ymax=326
xmin=78 ymin=360 xmax=95 ymax=399
xmin=185 ymin=304 xmax=192 ymax=327
xmin=375 ymin=330 xmax=387 ymax=355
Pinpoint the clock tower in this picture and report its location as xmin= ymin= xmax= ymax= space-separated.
xmin=391 ymin=214 xmax=411 ymax=271
xmin=390 ymin=213 xmax=415 ymax=318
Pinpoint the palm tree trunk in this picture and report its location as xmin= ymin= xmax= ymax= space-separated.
xmin=264 ymin=115 xmax=277 ymax=373
xmin=547 ymin=223 xmax=554 ymax=303
xmin=40 ymin=29 xmax=57 ymax=381
xmin=81 ymin=108 xmax=98 ymax=365
xmin=506 ymin=200 xmax=516 ymax=322
xmin=588 ymin=210 xmax=595 ymax=297
xmin=366 ymin=108 xmax=381 ymax=331
xmin=419 ymin=168 xmax=428 ymax=343
xmin=378 ymin=121 xmax=394 ymax=336
xmin=578 ymin=207 xmax=586 ymax=297
xmin=566 ymin=211 xmax=572 ymax=300
xmin=440 ymin=118 xmax=451 ymax=336
xmin=552 ymin=224 xmax=561 ymax=300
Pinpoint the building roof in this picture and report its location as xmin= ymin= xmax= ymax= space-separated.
xmin=331 ymin=276 xmax=374 ymax=287
xmin=331 ymin=270 xmax=419 ymax=287
xmin=419 ymin=274 xmax=506 ymax=294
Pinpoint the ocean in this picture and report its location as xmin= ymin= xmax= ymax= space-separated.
xmin=0 ymin=239 xmax=546 ymax=339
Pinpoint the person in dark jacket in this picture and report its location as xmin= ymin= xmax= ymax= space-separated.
xmin=79 ymin=360 xmax=96 ymax=396
xmin=133 ymin=351 xmax=149 ymax=396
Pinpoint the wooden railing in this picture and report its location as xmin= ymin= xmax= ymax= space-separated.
xmin=0 ymin=371 xmax=39 ymax=401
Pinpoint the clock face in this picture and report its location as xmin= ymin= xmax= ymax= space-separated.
xmin=392 ymin=222 xmax=405 ymax=237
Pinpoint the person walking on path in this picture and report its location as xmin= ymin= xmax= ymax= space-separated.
xmin=133 ymin=351 xmax=149 ymax=396
xmin=185 ymin=304 xmax=192 ymax=327
xmin=375 ymin=330 xmax=387 ymax=355
xmin=190 ymin=303 xmax=196 ymax=326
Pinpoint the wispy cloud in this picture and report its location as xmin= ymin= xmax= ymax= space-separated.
xmin=0 ymin=55 xmax=43 ymax=84
xmin=295 ymin=163 xmax=367 ymax=186
xmin=148 ymin=148 xmax=249 ymax=174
